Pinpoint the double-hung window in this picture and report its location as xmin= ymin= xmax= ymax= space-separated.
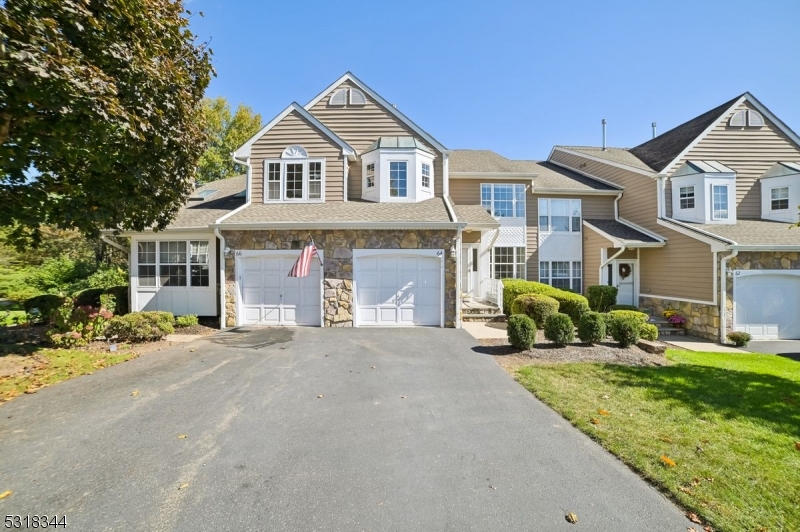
xmin=481 ymin=184 xmax=526 ymax=218
xmin=366 ymin=163 xmax=375 ymax=188
xmin=389 ymin=161 xmax=408 ymax=197
xmin=771 ymin=186 xmax=789 ymax=211
xmin=421 ymin=163 xmax=431 ymax=188
xmin=712 ymin=185 xmax=729 ymax=220
xmin=538 ymin=199 xmax=581 ymax=232
xmin=492 ymin=247 xmax=526 ymax=279
xmin=539 ymin=260 xmax=582 ymax=292
xmin=679 ymin=186 xmax=695 ymax=209
xmin=264 ymin=145 xmax=325 ymax=202
xmin=137 ymin=240 xmax=210 ymax=288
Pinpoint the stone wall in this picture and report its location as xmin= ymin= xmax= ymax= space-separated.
xmin=221 ymin=229 xmax=458 ymax=327
xmin=639 ymin=296 xmax=719 ymax=341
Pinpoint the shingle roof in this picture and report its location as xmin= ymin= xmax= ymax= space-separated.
xmin=449 ymin=150 xmax=541 ymax=173
xmin=556 ymin=146 xmax=654 ymax=173
xmin=583 ymin=219 xmax=661 ymax=244
xmin=629 ymin=94 xmax=744 ymax=172
xmin=364 ymin=136 xmax=434 ymax=155
xmin=453 ymin=204 xmax=499 ymax=227
xmin=532 ymin=161 xmax=619 ymax=191
xmin=682 ymin=219 xmax=800 ymax=246
xmin=220 ymin=197 xmax=454 ymax=225
xmin=167 ymin=175 xmax=246 ymax=229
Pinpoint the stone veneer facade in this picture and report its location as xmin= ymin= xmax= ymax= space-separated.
xmin=220 ymin=229 xmax=458 ymax=328
xmin=640 ymin=251 xmax=800 ymax=341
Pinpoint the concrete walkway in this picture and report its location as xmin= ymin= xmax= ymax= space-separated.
xmin=462 ymin=321 xmax=508 ymax=340
xmin=663 ymin=337 xmax=747 ymax=353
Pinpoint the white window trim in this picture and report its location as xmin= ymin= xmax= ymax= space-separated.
xmin=365 ymin=162 xmax=375 ymax=188
xmin=136 ymin=240 xmax=211 ymax=289
xmin=491 ymin=246 xmax=527 ymax=280
xmin=538 ymin=198 xmax=582 ymax=232
xmin=539 ymin=260 xmax=582 ymax=292
xmin=263 ymin=158 xmax=326 ymax=203
xmin=388 ymin=160 xmax=409 ymax=198
xmin=711 ymin=184 xmax=729 ymax=221
xmin=770 ymin=186 xmax=789 ymax=211
xmin=482 ymin=183 xmax=527 ymax=219
xmin=421 ymin=162 xmax=431 ymax=189
xmin=679 ymin=185 xmax=695 ymax=210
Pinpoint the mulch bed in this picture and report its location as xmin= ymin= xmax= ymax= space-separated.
xmin=171 ymin=324 xmax=218 ymax=336
xmin=480 ymin=331 xmax=670 ymax=372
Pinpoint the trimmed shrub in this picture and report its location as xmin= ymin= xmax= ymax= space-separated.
xmin=577 ymin=311 xmax=606 ymax=344
xmin=550 ymin=292 xmax=590 ymax=323
xmin=175 ymin=314 xmax=199 ymax=328
xmin=607 ymin=310 xmax=649 ymax=324
xmin=609 ymin=316 xmax=641 ymax=348
xmin=501 ymin=279 xmax=589 ymax=323
xmin=74 ymin=288 xmax=106 ymax=308
xmin=609 ymin=304 xmax=640 ymax=312
xmin=23 ymin=294 xmax=66 ymax=323
xmin=105 ymin=286 xmax=129 ymax=315
xmin=544 ymin=313 xmax=575 ymax=345
xmin=507 ymin=314 xmax=536 ymax=350
xmin=727 ymin=331 xmax=752 ymax=347
xmin=586 ymin=285 xmax=618 ymax=312
xmin=48 ymin=297 xmax=113 ymax=347
xmin=639 ymin=323 xmax=659 ymax=341
xmin=106 ymin=311 xmax=175 ymax=343
xmin=513 ymin=294 xmax=559 ymax=329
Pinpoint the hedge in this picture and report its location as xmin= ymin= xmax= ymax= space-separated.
xmin=73 ymin=285 xmax=129 ymax=315
xmin=609 ymin=304 xmax=640 ymax=312
xmin=586 ymin=285 xmax=618 ymax=312
xmin=607 ymin=310 xmax=649 ymax=324
xmin=501 ymin=279 xmax=589 ymax=322
xmin=106 ymin=311 xmax=175 ymax=342
xmin=512 ymin=294 xmax=558 ymax=329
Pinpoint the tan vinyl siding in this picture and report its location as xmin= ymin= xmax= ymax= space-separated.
xmin=309 ymin=80 xmax=444 ymax=198
xmin=550 ymin=150 xmax=658 ymax=230
xmin=462 ymin=231 xmax=481 ymax=244
xmin=666 ymin=101 xmax=800 ymax=218
xmin=639 ymin=228 xmax=714 ymax=302
xmin=582 ymin=227 xmax=612 ymax=288
xmin=250 ymin=110 xmax=345 ymax=202
xmin=608 ymin=248 xmax=638 ymax=260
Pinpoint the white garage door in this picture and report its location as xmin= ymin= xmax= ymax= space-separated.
xmin=354 ymin=252 xmax=442 ymax=327
xmin=734 ymin=271 xmax=800 ymax=339
xmin=238 ymin=253 xmax=321 ymax=326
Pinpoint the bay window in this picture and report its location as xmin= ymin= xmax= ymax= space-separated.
xmin=481 ymin=184 xmax=526 ymax=218
xmin=137 ymin=240 xmax=210 ymax=288
xmin=492 ymin=246 xmax=526 ymax=279
xmin=538 ymin=199 xmax=581 ymax=232
xmin=539 ymin=260 xmax=582 ymax=293
xmin=390 ymin=161 xmax=408 ymax=197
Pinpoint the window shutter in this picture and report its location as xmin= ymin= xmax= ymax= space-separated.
xmin=729 ymin=110 xmax=746 ymax=127
xmin=349 ymin=88 xmax=367 ymax=105
xmin=747 ymin=110 xmax=765 ymax=127
xmin=329 ymin=88 xmax=348 ymax=106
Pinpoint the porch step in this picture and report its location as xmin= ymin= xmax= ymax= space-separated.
xmin=462 ymin=312 xmax=507 ymax=323
xmin=647 ymin=317 xmax=688 ymax=337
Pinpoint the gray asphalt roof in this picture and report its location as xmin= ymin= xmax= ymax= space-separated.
xmin=583 ymin=219 xmax=661 ymax=244
xmin=532 ymin=161 xmax=619 ymax=191
xmin=453 ymin=204 xmax=499 ymax=227
xmin=556 ymin=146 xmax=655 ymax=173
xmin=220 ymin=197 xmax=454 ymax=225
xmin=683 ymin=219 xmax=800 ymax=246
xmin=167 ymin=175 xmax=246 ymax=229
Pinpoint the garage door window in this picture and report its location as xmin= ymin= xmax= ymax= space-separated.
xmin=492 ymin=247 xmax=526 ymax=279
xmin=138 ymin=240 xmax=210 ymax=288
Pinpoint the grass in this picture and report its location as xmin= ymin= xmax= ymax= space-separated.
xmin=0 ymin=347 xmax=138 ymax=403
xmin=515 ymin=350 xmax=800 ymax=532
xmin=0 ymin=310 xmax=27 ymax=326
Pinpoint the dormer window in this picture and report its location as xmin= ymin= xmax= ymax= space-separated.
xmin=729 ymin=109 xmax=765 ymax=128
xmin=761 ymin=163 xmax=800 ymax=222
xmin=771 ymin=187 xmax=789 ymax=211
xmin=263 ymin=145 xmax=325 ymax=203
xmin=711 ymin=185 xmax=729 ymax=220
xmin=679 ymin=186 xmax=695 ymax=209
xmin=360 ymin=137 xmax=435 ymax=203
xmin=670 ymin=160 xmax=736 ymax=224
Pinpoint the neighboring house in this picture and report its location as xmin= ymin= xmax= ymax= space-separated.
xmin=115 ymin=76 xmax=800 ymax=340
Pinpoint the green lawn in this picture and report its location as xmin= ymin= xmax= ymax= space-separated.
xmin=515 ymin=350 xmax=800 ymax=532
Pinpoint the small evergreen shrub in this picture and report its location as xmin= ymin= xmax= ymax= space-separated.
xmin=609 ymin=304 xmax=640 ymax=311
xmin=727 ymin=331 xmax=752 ymax=347
xmin=175 ymin=314 xmax=199 ymax=328
xmin=607 ymin=310 xmax=649 ymax=324
xmin=513 ymin=294 xmax=559 ymax=329
xmin=586 ymin=285 xmax=618 ymax=312
xmin=544 ymin=313 xmax=575 ymax=345
xmin=639 ymin=323 xmax=659 ymax=341
xmin=577 ymin=311 xmax=606 ymax=344
xmin=106 ymin=311 xmax=175 ymax=342
xmin=507 ymin=314 xmax=536 ymax=350
xmin=609 ymin=316 xmax=641 ymax=348
xmin=549 ymin=292 xmax=590 ymax=323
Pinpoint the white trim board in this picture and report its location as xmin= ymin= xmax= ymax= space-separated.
xmin=550 ymin=147 xmax=658 ymax=178
xmin=304 ymin=72 xmax=448 ymax=153
xmin=656 ymin=218 xmax=731 ymax=250
xmin=234 ymin=102 xmax=355 ymax=159
xmin=546 ymin=159 xmax=627 ymax=190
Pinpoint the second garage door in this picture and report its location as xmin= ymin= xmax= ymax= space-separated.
xmin=733 ymin=270 xmax=800 ymax=339
xmin=354 ymin=251 xmax=442 ymax=327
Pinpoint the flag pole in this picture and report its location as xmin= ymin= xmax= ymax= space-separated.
xmin=308 ymin=232 xmax=323 ymax=267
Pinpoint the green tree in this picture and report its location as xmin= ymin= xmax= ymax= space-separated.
xmin=197 ymin=97 xmax=262 ymax=184
xmin=0 ymin=0 xmax=214 ymax=248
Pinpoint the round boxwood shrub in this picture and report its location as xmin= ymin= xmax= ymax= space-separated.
xmin=586 ymin=285 xmax=618 ymax=312
xmin=544 ymin=313 xmax=575 ymax=345
xmin=577 ymin=311 xmax=606 ymax=344
xmin=513 ymin=294 xmax=559 ymax=329
xmin=727 ymin=331 xmax=752 ymax=347
xmin=607 ymin=310 xmax=649 ymax=324
xmin=609 ymin=316 xmax=641 ymax=348
xmin=548 ymin=292 xmax=590 ymax=324
xmin=507 ymin=314 xmax=536 ymax=350
xmin=639 ymin=323 xmax=659 ymax=341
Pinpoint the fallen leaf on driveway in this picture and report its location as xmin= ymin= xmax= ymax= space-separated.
xmin=687 ymin=528 xmax=698 ymax=532
xmin=661 ymin=455 xmax=676 ymax=467
xmin=687 ymin=512 xmax=702 ymax=524
xmin=489 ymin=485 xmax=496 ymax=490
xmin=177 ymin=434 xmax=187 ymax=439
xmin=189 ymin=349 xmax=195 ymax=352
xmin=317 ymin=395 xmax=324 ymax=399
xmin=598 ymin=409 xmax=611 ymax=416
xmin=178 ymin=483 xmax=188 ymax=490
xmin=400 ymin=396 xmax=406 ymax=399
xmin=371 ymin=366 xmax=376 ymax=369
xmin=565 ymin=512 xmax=578 ymax=524
xmin=131 ymin=390 xmax=139 ymax=396
xmin=0 ymin=490 xmax=11 ymax=499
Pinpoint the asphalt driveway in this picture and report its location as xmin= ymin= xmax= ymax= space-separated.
xmin=0 ymin=328 xmax=692 ymax=531
xmin=746 ymin=340 xmax=800 ymax=361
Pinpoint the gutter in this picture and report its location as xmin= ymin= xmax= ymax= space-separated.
xmin=212 ymin=221 xmax=467 ymax=230
xmin=718 ymin=249 xmax=738 ymax=343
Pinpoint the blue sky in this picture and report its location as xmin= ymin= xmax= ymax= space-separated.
xmin=188 ymin=0 xmax=800 ymax=160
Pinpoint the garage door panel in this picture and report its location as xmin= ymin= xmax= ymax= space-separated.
xmin=416 ymin=287 xmax=439 ymax=306
xmin=239 ymin=254 xmax=320 ymax=326
xmin=379 ymin=307 xmax=398 ymax=323
xmin=359 ymin=307 xmax=378 ymax=325
xmin=419 ymin=271 xmax=439 ymax=286
xmin=734 ymin=272 xmax=800 ymax=339
xmin=359 ymin=288 xmax=378 ymax=306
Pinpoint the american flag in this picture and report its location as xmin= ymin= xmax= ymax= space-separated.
xmin=288 ymin=240 xmax=319 ymax=277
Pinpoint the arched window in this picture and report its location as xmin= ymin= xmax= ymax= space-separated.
xmin=729 ymin=109 xmax=765 ymax=128
xmin=349 ymin=88 xmax=367 ymax=105
xmin=282 ymin=145 xmax=308 ymax=159
xmin=264 ymin=145 xmax=324 ymax=202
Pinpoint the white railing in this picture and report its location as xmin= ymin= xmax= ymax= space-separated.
xmin=482 ymin=278 xmax=504 ymax=309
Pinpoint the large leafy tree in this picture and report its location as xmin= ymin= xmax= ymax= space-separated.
xmin=0 ymin=0 xmax=214 ymax=248
xmin=197 ymin=97 xmax=262 ymax=184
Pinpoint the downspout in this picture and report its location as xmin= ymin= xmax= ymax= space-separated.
xmin=343 ymin=155 xmax=349 ymax=202
xmin=719 ymin=249 xmax=738 ymax=343
xmin=598 ymin=192 xmax=627 ymax=286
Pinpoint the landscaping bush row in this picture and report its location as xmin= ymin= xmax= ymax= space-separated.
xmin=23 ymin=286 xmax=130 ymax=324
xmin=502 ymin=279 xmax=590 ymax=322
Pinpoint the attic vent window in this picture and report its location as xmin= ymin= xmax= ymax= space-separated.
xmin=729 ymin=109 xmax=765 ymax=128
xmin=328 ymin=88 xmax=367 ymax=106
xmin=329 ymin=88 xmax=348 ymax=106
xmin=350 ymin=88 xmax=367 ymax=105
